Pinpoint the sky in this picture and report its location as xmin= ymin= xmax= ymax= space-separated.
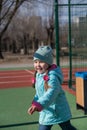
xmin=20 ymin=0 xmax=87 ymax=25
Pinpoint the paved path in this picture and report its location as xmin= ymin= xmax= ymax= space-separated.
xmin=0 ymin=58 xmax=33 ymax=68
xmin=0 ymin=55 xmax=56 ymax=69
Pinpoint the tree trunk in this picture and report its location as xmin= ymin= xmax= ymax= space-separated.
xmin=0 ymin=35 xmax=4 ymax=59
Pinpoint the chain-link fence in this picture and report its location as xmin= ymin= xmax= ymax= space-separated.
xmin=55 ymin=0 xmax=87 ymax=88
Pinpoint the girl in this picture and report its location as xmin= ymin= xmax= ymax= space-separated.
xmin=28 ymin=46 xmax=77 ymax=130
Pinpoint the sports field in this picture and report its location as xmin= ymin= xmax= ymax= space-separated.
xmin=0 ymin=68 xmax=87 ymax=130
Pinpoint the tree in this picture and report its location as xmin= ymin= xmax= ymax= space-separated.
xmin=0 ymin=0 xmax=62 ymax=58
xmin=41 ymin=1 xmax=54 ymax=47
xmin=0 ymin=0 xmax=33 ymax=59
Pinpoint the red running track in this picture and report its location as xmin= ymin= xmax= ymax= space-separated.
xmin=0 ymin=69 xmax=76 ymax=95
xmin=0 ymin=70 xmax=34 ymax=89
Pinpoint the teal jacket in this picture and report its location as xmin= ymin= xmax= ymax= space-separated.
xmin=32 ymin=65 xmax=72 ymax=125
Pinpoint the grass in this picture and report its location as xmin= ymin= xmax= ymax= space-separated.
xmin=0 ymin=87 xmax=87 ymax=130
xmin=0 ymin=67 xmax=33 ymax=71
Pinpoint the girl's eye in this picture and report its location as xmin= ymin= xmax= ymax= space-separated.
xmin=34 ymin=60 xmax=38 ymax=63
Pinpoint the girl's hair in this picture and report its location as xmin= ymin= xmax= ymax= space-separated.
xmin=44 ymin=69 xmax=51 ymax=91
xmin=32 ymin=64 xmax=57 ymax=90
xmin=32 ymin=71 xmax=37 ymax=88
xmin=32 ymin=69 xmax=50 ymax=91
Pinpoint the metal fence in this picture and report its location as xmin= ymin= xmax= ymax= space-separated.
xmin=54 ymin=0 xmax=87 ymax=89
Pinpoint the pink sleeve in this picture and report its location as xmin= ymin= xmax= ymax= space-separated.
xmin=32 ymin=101 xmax=43 ymax=112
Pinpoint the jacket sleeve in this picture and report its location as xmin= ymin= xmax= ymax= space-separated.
xmin=32 ymin=94 xmax=43 ymax=112
xmin=33 ymin=94 xmax=38 ymax=101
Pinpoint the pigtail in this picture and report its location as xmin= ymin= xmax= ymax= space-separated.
xmin=32 ymin=71 xmax=37 ymax=88
xmin=44 ymin=64 xmax=57 ymax=91
xmin=44 ymin=81 xmax=50 ymax=91
xmin=44 ymin=70 xmax=50 ymax=91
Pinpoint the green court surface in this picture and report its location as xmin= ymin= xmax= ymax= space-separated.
xmin=0 ymin=87 xmax=87 ymax=130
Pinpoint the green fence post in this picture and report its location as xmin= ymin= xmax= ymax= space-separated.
xmin=54 ymin=0 xmax=60 ymax=66
xmin=68 ymin=0 xmax=72 ymax=88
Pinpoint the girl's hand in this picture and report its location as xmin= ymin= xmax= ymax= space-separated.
xmin=27 ymin=105 xmax=37 ymax=115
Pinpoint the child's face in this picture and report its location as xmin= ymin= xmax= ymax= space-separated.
xmin=34 ymin=60 xmax=49 ymax=74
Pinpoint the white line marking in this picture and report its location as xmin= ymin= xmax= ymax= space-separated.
xmin=0 ymin=80 xmax=31 ymax=84
xmin=25 ymin=69 xmax=34 ymax=74
xmin=0 ymin=75 xmax=31 ymax=79
xmin=0 ymin=69 xmax=34 ymax=84
xmin=0 ymin=71 xmax=27 ymax=75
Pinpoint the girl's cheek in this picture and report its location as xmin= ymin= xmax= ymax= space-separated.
xmin=33 ymin=65 xmax=36 ymax=70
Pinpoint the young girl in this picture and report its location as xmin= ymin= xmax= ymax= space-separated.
xmin=28 ymin=46 xmax=77 ymax=130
